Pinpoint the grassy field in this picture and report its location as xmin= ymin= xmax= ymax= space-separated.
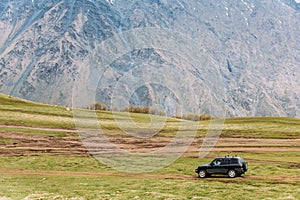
xmin=0 ymin=93 xmax=299 ymax=199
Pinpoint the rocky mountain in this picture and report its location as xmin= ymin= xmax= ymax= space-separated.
xmin=0 ymin=0 xmax=299 ymax=117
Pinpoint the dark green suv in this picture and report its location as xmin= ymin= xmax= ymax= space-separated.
xmin=195 ymin=156 xmax=248 ymax=178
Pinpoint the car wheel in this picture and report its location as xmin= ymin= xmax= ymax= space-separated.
xmin=228 ymin=170 xmax=237 ymax=178
xmin=198 ymin=170 xmax=207 ymax=178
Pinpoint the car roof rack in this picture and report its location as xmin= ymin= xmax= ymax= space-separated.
xmin=224 ymin=155 xmax=239 ymax=158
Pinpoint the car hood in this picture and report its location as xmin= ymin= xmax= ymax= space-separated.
xmin=197 ymin=164 xmax=210 ymax=168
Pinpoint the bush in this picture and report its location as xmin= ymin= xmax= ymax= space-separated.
xmin=89 ymin=102 xmax=107 ymax=111
xmin=200 ymin=114 xmax=212 ymax=121
xmin=174 ymin=113 xmax=213 ymax=121
xmin=149 ymin=108 xmax=166 ymax=116
xmin=121 ymin=106 xmax=165 ymax=116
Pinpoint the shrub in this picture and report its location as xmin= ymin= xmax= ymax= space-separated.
xmin=89 ymin=102 xmax=107 ymax=111
xmin=121 ymin=106 xmax=165 ymax=116
xmin=200 ymin=114 xmax=212 ymax=121
xmin=174 ymin=113 xmax=213 ymax=121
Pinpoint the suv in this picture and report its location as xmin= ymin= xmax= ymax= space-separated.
xmin=195 ymin=156 xmax=248 ymax=178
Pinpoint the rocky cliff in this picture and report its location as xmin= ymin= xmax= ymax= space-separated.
xmin=0 ymin=0 xmax=299 ymax=117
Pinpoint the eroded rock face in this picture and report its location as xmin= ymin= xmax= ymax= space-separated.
xmin=0 ymin=0 xmax=299 ymax=117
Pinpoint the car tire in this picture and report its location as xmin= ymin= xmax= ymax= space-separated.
xmin=228 ymin=170 xmax=237 ymax=178
xmin=198 ymin=170 xmax=207 ymax=178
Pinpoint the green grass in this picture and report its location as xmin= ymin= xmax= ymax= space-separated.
xmin=0 ymin=110 xmax=75 ymax=129
xmin=0 ymin=156 xmax=112 ymax=173
xmin=1 ymin=174 xmax=299 ymax=200
xmin=0 ymin=94 xmax=73 ymax=117
xmin=0 ymin=94 xmax=75 ymax=129
xmin=0 ymin=154 xmax=299 ymax=199
xmin=0 ymin=127 xmax=77 ymax=138
xmin=1 ymin=93 xmax=299 ymax=139
xmin=222 ymin=117 xmax=300 ymax=139
xmin=0 ymin=93 xmax=300 ymax=199
xmin=0 ymin=153 xmax=299 ymax=179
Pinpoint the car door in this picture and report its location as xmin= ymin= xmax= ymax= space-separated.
xmin=207 ymin=159 xmax=222 ymax=174
xmin=219 ymin=159 xmax=230 ymax=174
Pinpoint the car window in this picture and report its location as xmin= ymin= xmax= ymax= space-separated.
xmin=221 ymin=159 xmax=230 ymax=165
xmin=231 ymin=158 xmax=239 ymax=164
xmin=212 ymin=159 xmax=221 ymax=166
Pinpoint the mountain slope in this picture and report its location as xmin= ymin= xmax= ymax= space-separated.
xmin=0 ymin=0 xmax=299 ymax=117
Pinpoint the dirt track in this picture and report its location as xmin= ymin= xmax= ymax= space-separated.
xmin=0 ymin=124 xmax=300 ymax=185
xmin=0 ymin=129 xmax=87 ymax=156
xmin=0 ymin=125 xmax=299 ymax=156
xmin=0 ymin=169 xmax=298 ymax=185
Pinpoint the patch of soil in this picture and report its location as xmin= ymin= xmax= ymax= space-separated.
xmin=0 ymin=125 xmax=299 ymax=157
xmin=0 ymin=130 xmax=87 ymax=156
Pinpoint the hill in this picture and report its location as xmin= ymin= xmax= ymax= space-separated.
xmin=0 ymin=93 xmax=299 ymax=199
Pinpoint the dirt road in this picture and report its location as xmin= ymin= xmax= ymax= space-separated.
xmin=1 ymin=124 xmax=299 ymax=156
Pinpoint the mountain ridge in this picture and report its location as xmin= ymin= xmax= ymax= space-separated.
xmin=0 ymin=0 xmax=299 ymax=117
